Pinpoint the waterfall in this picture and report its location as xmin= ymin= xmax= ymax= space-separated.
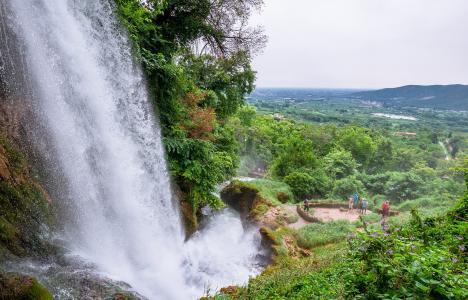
xmin=3 ymin=0 xmax=263 ymax=299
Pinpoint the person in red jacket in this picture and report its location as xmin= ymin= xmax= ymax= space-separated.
xmin=381 ymin=201 xmax=390 ymax=218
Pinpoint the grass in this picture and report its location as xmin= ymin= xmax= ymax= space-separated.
xmin=213 ymin=242 xmax=349 ymax=300
xmin=396 ymin=196 xmax=451 ymax=212
xmin=247 ymin=179 xmax=294 ymax=205
xmin=296 ymin=220 xmax=355 ymax=249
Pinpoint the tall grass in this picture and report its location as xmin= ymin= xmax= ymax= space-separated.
xmin=296 ymin=220 xmax=355 ymax=249
xmin=249 ymin=179 xmax=294 ymax=205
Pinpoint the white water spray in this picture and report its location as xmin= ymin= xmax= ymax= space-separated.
xmin=4 ymin=0 xmax=263 ymax=298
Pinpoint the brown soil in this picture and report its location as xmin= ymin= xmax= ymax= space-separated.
xmin=285 ymin=204 xmax=371 ymax=229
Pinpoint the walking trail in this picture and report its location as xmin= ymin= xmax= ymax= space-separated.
xmin=284 ymin=204 xmax=371 ymax=229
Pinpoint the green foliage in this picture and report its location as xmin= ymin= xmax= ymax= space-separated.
xmin=115 ymin=0 xmax=263 ymax=211
xmin=243 ymin=179 xmax=294 ymax=205
xmin=384 ymin=171 xmax=425 ymax=202
xmin=396 ymin=196 xmax=448 ymax=212
xmin=284 ymin=169 xmax=329 ymax=200
xmin=346 ymin=203 xmax=468 ymax=299
xmin=332 ymin=176 xmax=365 ymax=199
xmin=296 ymin=221 xmax=354 ymax=249
xmin=237 ymin=105 xmax=257 ymax=127
xmin=323 ymin=148 xmax=357 ymax=179
xmin=221 ymin=193 xmax=468 ymax=300
xmin=337 ymin=127 xmax=376 ymax=168
xmin=270 ymin=137 xmax=318 ymax=178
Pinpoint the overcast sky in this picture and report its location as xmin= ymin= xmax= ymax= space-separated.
xmin=251 ymin=0 xmax=468 ymax=89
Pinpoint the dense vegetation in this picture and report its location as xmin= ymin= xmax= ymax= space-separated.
xmin=115 ymin=3 xmax=468 ymax=299
xmin=214 ymin=189 xmax=467 ymax=299
xmin=230 ymin=105 xmax=466 ymax=213
xmin=115 ymin=0 xmax=266 ymax=224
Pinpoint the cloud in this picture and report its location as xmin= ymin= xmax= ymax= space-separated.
xmin=252 ymin=0 xmax=468 ymax=88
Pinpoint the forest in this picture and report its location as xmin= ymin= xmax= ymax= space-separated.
xmin=0 ymin=0 xmax=466 ymax=299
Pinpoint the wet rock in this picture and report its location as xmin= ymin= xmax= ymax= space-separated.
xmin=0 ymin=272 xmax=53 ymax=300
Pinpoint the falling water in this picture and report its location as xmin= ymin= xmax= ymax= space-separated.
xmin=2 ymin=0 xmax=263 ymax=299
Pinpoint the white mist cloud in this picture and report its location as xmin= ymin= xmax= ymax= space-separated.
xmin=252 ymin=0 xmax=468 ymax=88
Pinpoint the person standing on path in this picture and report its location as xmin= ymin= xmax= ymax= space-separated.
xmin=353 ymin=192 xmax=359 ymax=209
xmin=381 ymin=201 xmax=390 ymax=218
xmin=361 ymin=198 xmax=368 ymax=214
xmin=348 ymin=197 xmax=354 ymax=211
xmin=304 ymin=199 xmax=310 ymax=211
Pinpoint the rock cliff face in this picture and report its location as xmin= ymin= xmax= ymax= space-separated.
xmin=0 ymin=5 xmax=56 ymax=294
xmin=0 ymin=134 xmax=53 ymax=258
xmin=0 ymin=2 xmax=54 ymax=259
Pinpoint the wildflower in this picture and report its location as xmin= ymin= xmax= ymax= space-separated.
xmin=364 ymin=221 xmax=370 ymax=225
xmin=451 ymin=257 xmax=458 ymax=263
xmin=410 ymin=245 xmax=416 ymax=251
xmin=370 ymin=232 xmax=379 ymax=237
xmin=395 ymin=227 xmax=401 ymax=232
xmin=456 ymin=236 xmax=464 ymax=241
xmin=459 ymin=245 xmax=465 ymax=252
xmin=386 ymin=250 xmax=394 ymax=255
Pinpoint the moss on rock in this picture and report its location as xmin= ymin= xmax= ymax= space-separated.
xmin=0 ymin=273 xmax=53 ymax=300
xmin=0 ymin=135 xmax=54 ymax=257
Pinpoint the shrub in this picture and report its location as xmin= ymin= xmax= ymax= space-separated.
xmin=284 ymin=169 xmax=330 ymax=200
xmin=346 ymin=204 xmax=468 ymax=299
xmin=331 ymin=176 xmax=364 ymax=200
xmin=384 ymin=171 xmax=424 ymax=202
xmin=323 ymin=148 xmax=357 ymax=179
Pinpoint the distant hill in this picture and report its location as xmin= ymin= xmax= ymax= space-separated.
xmin=349 ymin=85 xmax=468 ymax=111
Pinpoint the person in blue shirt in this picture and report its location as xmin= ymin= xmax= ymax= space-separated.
xmin=361 ymin=198 xmax=368 ymax=214
xmin=353 ymin=192 xmax=359 ymax=209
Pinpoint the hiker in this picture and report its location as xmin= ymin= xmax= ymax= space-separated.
xmin=381 ymin=201 xmax=390 ymax=218
xmin=348 ymin=197 xmax=354 ymax=211
xmin=361 ymin=198 xmax=368 ymax=214
xmin=353 ymin=192 xmax=359 ymax=209
xmin=304 ymin=199 xmax=310 ymax=211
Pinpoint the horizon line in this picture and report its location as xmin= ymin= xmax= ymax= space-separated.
xmin=254 ymin=83 xmax=468 ymax=91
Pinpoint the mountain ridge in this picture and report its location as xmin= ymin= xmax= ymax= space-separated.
xmin=349 ymin=84 xmax=468 ymax=110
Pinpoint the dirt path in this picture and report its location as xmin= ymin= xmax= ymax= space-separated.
xmin=284 ymin=204 xmax=371 ymax=229
xmin=284 ymin=205 xmax=310 ymax=229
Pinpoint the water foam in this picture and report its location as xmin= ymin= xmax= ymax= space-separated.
xmin=5 ymin=0 xmax=262 ymax=298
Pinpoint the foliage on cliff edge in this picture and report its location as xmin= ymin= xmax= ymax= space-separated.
xmin=115 ymin=0 xmax=265 ymax=215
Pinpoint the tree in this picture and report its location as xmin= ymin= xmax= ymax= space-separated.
xmin=332 ymin=176 xmax=365 ymax=200
xmin=368 ymin=137 xmax=394 ymax=173
xmin=270 ymin=137 xmax=318 ymax=178
xmin=337 ymin=127 xmax=376 ymax=168
xmin=384 ymin=171 xmax=424 ymax=203
xmin=237 ymin=105 xmax=257 ymax=127
xmin=181 ymin=52 xmax=256 ymax=118
xmin=284 ymin=169 xmax=330 ymax=200
xmin=323 ymin=148 xmax=357 ymax=179
xmin=115 ymin=0 xmax=265 ymax=212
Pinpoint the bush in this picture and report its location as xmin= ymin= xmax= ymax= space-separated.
xmin=347 ymin=204 xmax=468 ymax=299
xmin=384 ymin=171 xmax=424 ymax=202
xmin=396 ymin=196 xmax=448 ymax=212
xmin=284 ymin=169 xmax=330 ymax=200
xmin=331 ymin=176 xmax=364 ymax=200
xmin=323 ymin=148 xmax=357 ymax=179
xmin=361 ymin=172 xmax=391 ymax=195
